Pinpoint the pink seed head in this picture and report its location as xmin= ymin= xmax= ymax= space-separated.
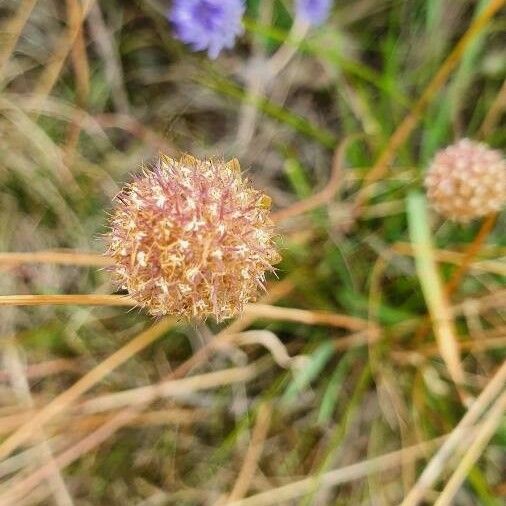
xmin=424 ymin=139 xmax=506 ymax=222
xmin=106 ymin=154 xmax=281 ymax=321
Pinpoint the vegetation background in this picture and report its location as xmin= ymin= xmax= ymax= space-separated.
xmin=0 ymin=0 xmax=504 ymax=504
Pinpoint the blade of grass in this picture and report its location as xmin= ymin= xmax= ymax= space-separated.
xmin=406 ymin=192 xmax=465 ymax=389
xmin=317 ymin=347 xmax=361 ymax=424
xmin=282 ymin=341 xmax=335 ymax=404
xmin=283 ymin=158 xmax=312 ymax=198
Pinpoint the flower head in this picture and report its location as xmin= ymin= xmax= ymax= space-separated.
xmin=296 ymin=0 xmax=332 ymax=26
xmin=424 ymin=139 xmax=506 ymax=222
xmin=106 ymin=154 xmax=280 ymax=321
xmin=169 ymin=0 xmax=245 ymax=59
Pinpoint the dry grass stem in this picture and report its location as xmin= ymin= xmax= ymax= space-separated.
xmin=0 ymin=0 xmax=39 ymax=73
xmin=230 ymin=331 xmax=297 ymax=369
xmin=226 ymin=436 xmax=447 ymax=506
xmin=392 ymin=242 xmax=506 ymax=276
xmin=434 ymin=391 xmax=506 ymax=506
xmin=76 ymin=363 xmax=264 ymax=415
xmin=0 ymin=358 xmax=79 ymax=381
xmin=31 ymin=0 xmax=96 ymax=104
xmin=224 ymin=402 xmax=273 ymax=503
xmin=272 ymin=136 xmax=353 ymax=223
xmin=0 ymin=318 xmax=174 ymax=461
xmin=0 ymin=294 xmax=134 ymax=307
xmin=0 ymin=295 xmax=372 ymax=333
xmin=392 ymin=335 xmax=506 ymax=364
xmin=0 ymin=407 xmax=140 ymax=505
xmin=452 ymin=289 xmax=506 ymax=316
xmin=401 ymin=361 xmax=506 ymax=506
xmin=479 ymin=78 xmax=506 ymax=138
xmin=0 ymin=251 xmax=111 ymax=267
xmin=2 ymin=342 xmax=74 ymax=506
xmin=0 ymin=436 xmax=67 ymax=483
xmin=443 ymin=214 xmax=498 ymax=297
xmin=243 ymin=303 xmax=372 ymax=331
xmin=65 ymin=15 xmax=89 ymax=167
xmin=0 ymin=408 xmax=202 ymax=437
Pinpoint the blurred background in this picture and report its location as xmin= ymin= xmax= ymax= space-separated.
xmin=0 ymin=0 xmax=505 ymax=504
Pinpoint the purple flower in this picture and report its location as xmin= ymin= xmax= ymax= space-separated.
xmin=169 ymin=0 xmax=245 ymax=59
xmin=296 ymin=0 xmax=332 ymax=26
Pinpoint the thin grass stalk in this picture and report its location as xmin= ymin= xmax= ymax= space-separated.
xmin=0 ymin=294 xmax=133 ymax=307
xmin=479 ymin=78 xmax=506 ymax=138
xmin=400 ymin=361 xmax=506 ymax=506
xmin=0 ymin=318 xmax=174 ymax=461
xmin=0 ymin=407 xmax=141 ymax=505
xmin=0 ymin=362 xmax=269 ymax=503
xmin=0 ymin=408 xmax=201 ymax=436
xmin=224 ymin=402 xmax=273 ymax=503
xmin=0 ymin=251 xmax=111 ymax=267
xmin=434 ymin=392 xmax=506 ymax=506
xmin=0 ymin=295 xmax=374 ymax=332
xmin=443 ymin=213 xmax=498 ymax=296
xmin=225 ymin=437 xmax=448 ymax=506
xmin=0 ymin=0 xmax=39 ymax=73
xmin=392 ymin=242 xmax=506 ymax=276
xmin=31 ymin=0 xmax=96 ymax=104
xmin=2 ymin=342 xmax=74 ymax=506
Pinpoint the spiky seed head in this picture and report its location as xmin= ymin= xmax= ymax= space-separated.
xmin=106 ymin=154 xmax=281 ymax=322
xmin=424 ymin=139 xmax=506 ymax=222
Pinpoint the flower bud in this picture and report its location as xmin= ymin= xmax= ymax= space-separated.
xmin=424 ymin=139 xmax=505 ymax=222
